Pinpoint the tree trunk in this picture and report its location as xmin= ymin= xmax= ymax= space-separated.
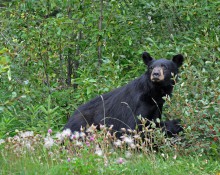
xmin=98 ymin=0 xmax=103 ymax=67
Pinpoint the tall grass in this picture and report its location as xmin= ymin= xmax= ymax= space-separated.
xmin=0 ymin=128 xmax=219 ymax=175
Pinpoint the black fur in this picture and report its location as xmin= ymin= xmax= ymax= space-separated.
xmin=64 ymin=52 xmax=184 ymax=136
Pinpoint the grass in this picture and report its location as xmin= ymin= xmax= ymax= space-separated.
xmin=0 ymin=130 xmax=219 ymax=175
xmin=1 ymin=150 xmax=219 ymax=175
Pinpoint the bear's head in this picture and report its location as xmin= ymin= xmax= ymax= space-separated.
xmin=142 ymin=52 xmax=184 ymax=86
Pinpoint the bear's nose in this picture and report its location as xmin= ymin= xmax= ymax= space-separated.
xmin=153 ymin=72 xmax=160 ymax=77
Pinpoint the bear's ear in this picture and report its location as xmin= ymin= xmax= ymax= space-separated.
xmin=142 ymin=52 xmax=153 ymax=65
xmin=172 ymin=54 xmax=184 ymax=68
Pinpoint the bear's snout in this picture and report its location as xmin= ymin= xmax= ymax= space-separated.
xmin=151 ymin=67 xmax=164 ymax=82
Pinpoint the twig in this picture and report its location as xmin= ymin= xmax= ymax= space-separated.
xmin=100 ymin=95 xmax=106 ymax=125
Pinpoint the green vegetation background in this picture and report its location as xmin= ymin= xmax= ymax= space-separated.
xmin=0 ymin=0 xmax=219 ymax=161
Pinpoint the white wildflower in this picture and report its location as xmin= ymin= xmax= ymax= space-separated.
xmin=75 ymin=141 xmax=83 ymax=147
xmin=55 ymin=132 xmax=63 ymax=141
xmin=14 ymin=135 xmax=20 ymax=142
xmin=127 ymin=129 xmax=133 ymax=133
xmin=0 ymin=139 xmax=5 ymax=145
xmin=44 ymin=136 xmax=54 ymax=149
xmin=109 ymin=125 xmax=114 ymax=130
xmin=106 ymin=131 xmax=112 ymax=138
xmin=114 ymin=139 xmax=122 ymax=147
xmin=123 ymin=136 xmax=134 ymax=145
xmin=130 ymin=143 xmax=136 ymax=149
xmin=25 ymin=141 xmax=32 ymax=150
xmin=95 ymin=145 xmax=103 ymax=156
xmin=48 ymin=152 xmax=54 ymax=157
xmin=133 ymin=134 xmax=141 ymax=140
xmin=24 ymin=80 xmax=29 ymax=85
xmin=20 ymin=131 xmax=34 ymax=138
xmin=121 ymin=128 xmax=126 ymax=132
xmin=61 ymin=129 xmax=72 ymax=138
xmin=7 ymin=137 xmax=12 ymax=143
xmin=125 ymin=151 xmax=132 ymax=158
xmin=86 ymin=124 xmax=97 ymax=133
xmin=80 ymin=132 xmax=86 ymax=139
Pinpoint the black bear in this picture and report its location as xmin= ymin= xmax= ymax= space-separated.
xmin=64 ymin=52 xmax=184 ymax=136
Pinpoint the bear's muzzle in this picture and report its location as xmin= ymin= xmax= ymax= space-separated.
xmin=150 ymin=67 xmax=165 ymax=82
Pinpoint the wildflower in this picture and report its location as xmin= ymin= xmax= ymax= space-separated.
xmin=109 ymin=125 xmax=114 ymax=130
xmin=44 ymin=136 xmax=54 ymax=149
xmin=86 ymin=124 xmax=97 ymax=133
xmin=130 ymin=143 xmax=136 ymax=149
xmin=75 ymin=141 xmax=83 ymax=147
xmin=14 ymin=135 xmax=20 ymax=142
xmin=105 ymin=131 xmax=112 ymax=138
xmin=95 ymin=145 xmax=103 ymax=156
xmin=48 ymin=129 xmax=52 ymax=134
xmin=121 ymin=128 xmax=126 ymax=132
xmin=20 ymin=131 xmax=34 ymax=138
xmin=116 ymin=157 xmax=125 ymax=164
xmin=80 ymin=126 xmax=85 ymax=132
xmin=55 ymin=132 xmax=63 ymax=141
xmin=133 ymin=134 xmax=141 ymax=140
xmin=24 ymin=141 xmax=32 ymax=150
xmin=127 ymin=129 xmax=133 ymax=133
xmin=24 ymin=80 xmax=29 ymax=85
xmin=125 ymin=151 xmax=132 ymax=159
xmin=48 ymin=152 xmax=54 ymax=157
xmin=80 ymin=132 xmax=86 ymax=139
xmin=0 ymin=139 xmax=5 ymax=145
xmin=99 ymin=124 xmax=106 ymax=130
xmin=144 ymin=138 xmax=151 ymax=143
xmin=173 ymin=155 xmax=177 ymax=160
xmin=71 ymin=131 xmax=80 ymax=140
xmin=123 ymin=136 xmax=134 ymax=145
xmin=67 ymin=158 xmax=71 ymax=162
xmin=7 ymin=137 xmax=12 ymax=143
xmin=86 ymin=141 xmax=90 ymax=147
xmin=114 ymin=139 xmax=122 ymax=147
xmin=90 ymin=136 xmax=95 ymax=142
xmin=61 ymin=129 xmax=72 ymax=138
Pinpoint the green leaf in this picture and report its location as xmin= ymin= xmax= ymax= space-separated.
xmin=187 ymin=15 xmax=190 ymax=21
xmin=7 ymin=68 xmax=11 ymax=81
xmin=11 ymin=92 xmax=17 ymax=98
xmin=0 ymin=56 xmax=9 ymax=65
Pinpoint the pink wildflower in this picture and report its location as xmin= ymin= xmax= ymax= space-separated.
xmin=90 ymin=136 xmax=95 ymax=142
xmin=116 ymin=157 xmax=125 ymax=164
xmin=86 ymin=141 xmax=90 ymax=147
xmin=48 ymin=129 xmax=52 ymax=134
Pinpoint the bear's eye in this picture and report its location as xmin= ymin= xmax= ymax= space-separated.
xmin=149 ymin=66 xmax=153 ymax=71
xmin=161 ymin=65 xmax=167 ymax=70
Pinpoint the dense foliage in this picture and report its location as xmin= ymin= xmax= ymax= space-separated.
xmin=0 ymin=0 xmax=219 ymax=159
